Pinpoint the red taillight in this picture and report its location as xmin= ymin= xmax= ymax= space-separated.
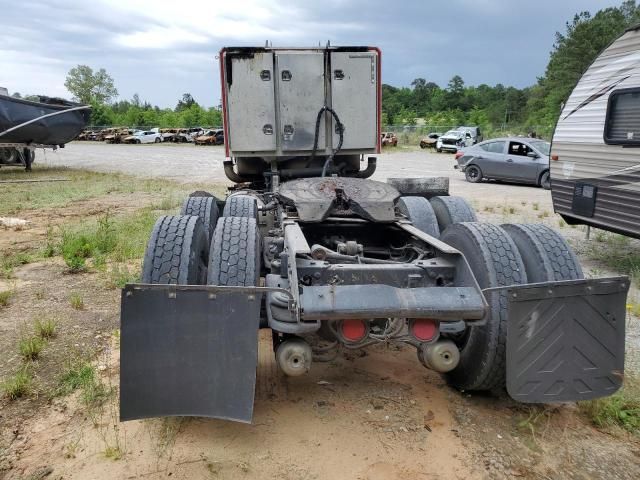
xmin=340 ymin=319 xmax=367 ymax=342
xmin=410 ymin=319 xmax=439 ymax=342
xmin=455 ymin=151 xmax=464 ymax=160
xmin=551 ymin=154 xmax=559 ymax=161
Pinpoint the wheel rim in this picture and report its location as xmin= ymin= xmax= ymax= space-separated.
xmin=468 ymin=167 xmax=479 ymax=180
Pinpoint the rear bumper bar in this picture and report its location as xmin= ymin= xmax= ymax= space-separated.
xmin=299 ymin=285 xmax=485 ymax=321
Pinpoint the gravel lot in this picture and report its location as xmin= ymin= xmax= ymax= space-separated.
xmin=41 ymin=141 xmax=554 ymax=209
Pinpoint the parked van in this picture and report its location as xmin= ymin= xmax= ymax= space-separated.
xmin=551 ymin=24 xmax=640 ymax=238
xmin=458 ymin=126 xmax=483 ymax=144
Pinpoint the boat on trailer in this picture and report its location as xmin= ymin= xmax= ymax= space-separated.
xmin=0 ymin=91 xmax=91 ymax=170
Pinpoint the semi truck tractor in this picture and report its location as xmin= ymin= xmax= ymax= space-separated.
xmin=120 ymin=46 xmax=628 ymax=423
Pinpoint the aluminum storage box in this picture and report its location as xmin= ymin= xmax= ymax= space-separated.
xmin=220 ymin=47 xmax=380 ymax=157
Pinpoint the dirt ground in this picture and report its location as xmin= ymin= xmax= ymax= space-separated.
xmin=1 ymin=146 xmax=639 ymax=480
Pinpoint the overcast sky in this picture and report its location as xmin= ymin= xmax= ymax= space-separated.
xmin=0 ymin=0 xmax=623 ymax=108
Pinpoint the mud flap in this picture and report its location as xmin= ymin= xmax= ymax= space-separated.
xmin=120 ymin=284 xmax=262 ymax=423
xmin=506 ymin=277 xmax=629 ymax=403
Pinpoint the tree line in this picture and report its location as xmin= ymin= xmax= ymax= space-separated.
xmin=11 ymin=1 xmax=640 ymax=136
xmin=383 ymin=1 xmax=640 ymax=137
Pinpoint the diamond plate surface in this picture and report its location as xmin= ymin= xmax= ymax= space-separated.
xmin=506 ymin=277 xmax=628 ymax=403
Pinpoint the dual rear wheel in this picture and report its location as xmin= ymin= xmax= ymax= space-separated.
xmin=141 ymin=193 xmax=261 ymax=288
xmin=141 ymin=190 xmax=583 ymax=394
xmin=397 ymin=194 xmax=582 ymax=392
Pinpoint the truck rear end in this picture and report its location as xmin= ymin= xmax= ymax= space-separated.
xmin=120 ymin=46 xmax=629 ymax=424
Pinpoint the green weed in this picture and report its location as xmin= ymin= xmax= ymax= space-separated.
xmin=19 ymin=336 xmax=45 ymax=361
xmin=1 ymin=368 xmax=32 ymax=400
xmin=69 ymin=292 xmax=84 ymax=310
xmin=35 ymin=317 xmax=57 ymax=339
xmin=0 ymin=290 xmax=12 ymax=307
xmin=579 ymin=378 xmax=640 ymax=434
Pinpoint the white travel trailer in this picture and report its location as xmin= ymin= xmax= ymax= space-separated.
xmin=551 ymin=25 xmax=640 ymax=238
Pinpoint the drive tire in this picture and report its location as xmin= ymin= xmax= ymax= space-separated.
xmin=181 ymin=195 xmax=220 ymax=242
xmin=464 ymin=165 xmax=482 ymax=183
xmin=501 ymin=223 xmax=583 ymax=283
xmin=397 ymin=196 xmax=440 ymax=238
xmin=223 ymin=194 xmax=258 ymax=219
xmin=141 ymin=215 xmax=209 ymax=285
xmin=0 ymin=147 xmax=17 ymax=164
xmin=208 ymin=216 xmax=261 ymax=287
xmin=440 ymin=222 xmax=527 ymax=391
xmin=430 ymin=196 xmax=477 ymax=231
xmin=539 ymin=170 xmax=551 ymax=190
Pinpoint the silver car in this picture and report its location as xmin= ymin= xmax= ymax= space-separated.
xmin=454 ymin=137 xmax=551 ymax=189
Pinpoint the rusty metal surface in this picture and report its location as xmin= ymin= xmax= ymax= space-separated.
xmin=279 ymin=177 xmax=399 ymax=222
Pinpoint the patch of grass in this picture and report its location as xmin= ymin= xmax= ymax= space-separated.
xmin=19 ymin=336 xmax=45 ymax=361
xmin=35 ymin=317 xmax=57 ymax=339
xmin=106 ymin=264 xmax=139 ymax=289
xmin=56 ymin=361 xmax=96 ymax=396
xmin=104 ymin=445 xmax=123 ymax=460
xmin=627 ymin=302 xmax=640 ymax=317
xmin=56 ymin=360 xmax=110 ymax=407
xmin=43 ymin=226 xmax=57 ymax=257
xmin=0 ymin=290 xmax=13 ymax=307
xmin=152 ymin=195 xmax=180 ymax=211
xmin=0 ymin=166 xmax=193 ymax=216
xmin=594 ymin=230 xmax=608 ymax=243
xmin=532 ymin=202 xmax=539 ymax=211
xmin=584 ymin=232 xmax=640 ymax=286
xmin=483 ymin=205 xmax=495 ymax=213
xmin=58 ymin=209 xmax=162 ymax=272
xmin=1 ymin=251 xmax=38 ymax=278
xmin=1 ymin=368 xmax=32 ymax=400
xmin=537 ymin=210 xmax=550 ymax=219
xmin=60 ymin=230 xmax=94 ymax=272
xmin=579 ymin=378 xmax=640 ymax=434
xmin=69 ymin=292 xmax=84 ymax=310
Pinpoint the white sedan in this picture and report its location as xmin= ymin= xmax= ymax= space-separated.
xmin=124 ymin=129 xmax=162 ymax=144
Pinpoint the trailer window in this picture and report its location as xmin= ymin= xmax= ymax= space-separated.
xmin=605 ymin=88 xmax=640 ymax=145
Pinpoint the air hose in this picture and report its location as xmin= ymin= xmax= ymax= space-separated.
xmin=308 ymin=106 xmax=344 ymax=177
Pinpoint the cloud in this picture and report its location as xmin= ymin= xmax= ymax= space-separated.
xmin=0 ymin=0 xmax=622 ymax=108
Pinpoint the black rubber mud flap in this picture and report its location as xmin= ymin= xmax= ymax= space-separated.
xmin=120 ymin=284 xmax=262 ymax=423
xmin=506 ymin=277 xmax=629 ymax=403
